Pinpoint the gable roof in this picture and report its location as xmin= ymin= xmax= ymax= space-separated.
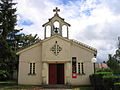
xmin=71 ymin=39 xmax=97 ymax=53
xmin=16 ymin=35 xmax=97 ymax=55
xmin=42 ymin=13 xmax=70 ymax=27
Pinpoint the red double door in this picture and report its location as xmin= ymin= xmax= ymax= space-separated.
xmin=49 ymin=63 xmax=64 ymax=85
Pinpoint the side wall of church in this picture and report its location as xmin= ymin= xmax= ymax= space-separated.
xmin=70 ymin=44 xmax=94 ymax=85
xmin=18 ymin=44 xmax=42 ymax=85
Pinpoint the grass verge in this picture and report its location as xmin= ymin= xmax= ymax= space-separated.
xmin=0 ymin=81 xmax=94 ymax=90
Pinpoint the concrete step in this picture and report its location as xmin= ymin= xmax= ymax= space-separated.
xmin=41 ymin=85 xmax=73 ymax=89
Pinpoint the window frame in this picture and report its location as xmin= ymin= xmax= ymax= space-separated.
xmin=77 ymin=62 xmax=85 ymax=75
xmin=72 ymin=57 xmax=77 ymax=73
xmin=28 ymin=63 xmax=36 ymax=75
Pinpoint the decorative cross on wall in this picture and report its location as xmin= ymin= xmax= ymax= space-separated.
xmin=50 ymin=41 xmax=62 ymax=56
xmin=53 ymin=7 xmax=60 ymax=14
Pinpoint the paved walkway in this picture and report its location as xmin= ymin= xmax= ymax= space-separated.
xmin=28 ymin=88 xmax=79 ymax=90
xmin=27 ymin=87 xmax=81 ymax=90
xmin=26 ymin=85 xmax=81 ymax=90
xmin=28 ymin=88 xmax=72 ymax=90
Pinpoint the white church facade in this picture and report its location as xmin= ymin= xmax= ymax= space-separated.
xmin=17 ymin=7 xmax=97 ymax=85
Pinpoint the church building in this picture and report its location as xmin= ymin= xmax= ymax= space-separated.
xmin=17 ymin=7 xmax=97 ymax=85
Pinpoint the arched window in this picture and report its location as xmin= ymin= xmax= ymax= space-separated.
xmin=53 ymin=21 xmax=60 ymax=34
xmin=46 ymin=25 xmax=51 ymax=37
xmin=62 ymin=25 xmax=67 ymax=37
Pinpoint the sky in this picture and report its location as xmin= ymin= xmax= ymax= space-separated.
xmin=13 ymin=0 xmax=120 ymax=62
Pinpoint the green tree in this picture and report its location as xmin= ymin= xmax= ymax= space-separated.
xmin=19 ymin=34 xmax=39 ymax=48
xmin=114 ymin=37 xmax=120 ymax=62
xmin=12 ymin=33 xmax=39 ymax=50
xmin=107 ymin=54 xmax=120 ymax=74
xmin=0 ymin=35 xmax=16 ymax=80
xmin=114 ymin=49 xmax=120 ymax=64
xmin=0 ymin=0 xmax=18 ymax=80
xmin=0 ymin=0 xmax=40 ymax=80
xmin=0 ymin=0 xmax=39 ymax=50
xmin=0 ymin=0 xmax=18 ymax=39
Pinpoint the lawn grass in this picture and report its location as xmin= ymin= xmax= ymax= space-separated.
xmin=0 ymin=81 xmax=94 ymax=90
xmin=0 ymin=80 xmax=16 ymax=84
xmin=0 ymin=85 xmax=38 ymax=89
xmin=73 ymin=86 xmax=94 ymax=90
xmin=78 ymin=87 xmax=94 ymax=90
xmin=0 ymin=81 xmax=38 ymax=89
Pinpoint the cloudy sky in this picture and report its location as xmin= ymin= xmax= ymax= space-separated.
xmin=14 ymin=0 xmax=120 ymax=62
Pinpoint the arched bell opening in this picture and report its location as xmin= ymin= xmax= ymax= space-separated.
xmin=53 ymin=21 xmax=60 ymax=34
xmin=62 ymin=25 xmax=67 ymax=38
xmin=46 ymin=25 xmax=51 ymax=38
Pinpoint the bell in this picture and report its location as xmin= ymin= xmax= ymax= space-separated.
xmin=54 ymin=27 xmax=58 ymax=33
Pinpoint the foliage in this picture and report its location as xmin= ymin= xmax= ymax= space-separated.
xmin=0 ymin=70 xmax=9 ymax=81
xmin=15 ymin=34 xmax=39 ymax=50
xmin=114 ymin=49 xmax=120 ymax=62
xmin=114 ymin=82 xmax=120 ymax=90
xmin=7 ymin=33 xmax=39 ymax=51
xmin=114 ymin=83 xmax=120 ymax=85
xmin=0 ymin=0 xmax=18 ymax=39
xmin=0 ymin=36 xmax=17 ymax=80
xmin=96 ymin=68 xmax=112 ymax=73
xmin=103 ymin=74 xmax=120 ymax=78
xmin=107 ymin=54 xmax=120 ymax=74
xmin=0 ymin=0 xmax=18 ymax=80
xmin=0 ymin=0 xmax=39 ymax=80
xmin=90 ymin=72 xmax=120 ymax=90
xmin=92 ymin=40 xmax=120 ymax=89
xmin=95 ymin=72 xmax=113 ymax=75
xmin=114 ymin=84 xmax=120 ymax=90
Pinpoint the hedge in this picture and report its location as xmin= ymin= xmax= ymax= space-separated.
xmin=114 ymin=83 xmax=120 ymax=90
xmin=90 ymin=72 xmax=120 ymax=90
xmin=0 ymin=70 xmax=9 ymax=81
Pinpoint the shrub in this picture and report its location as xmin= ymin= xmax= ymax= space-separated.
xmin=0 ymin=70 xmax=9 ymax=81
xmin=90 ymin=72 xmax=117 ymax=90
xmin=103 ymin=74 xmax=120 ymax=84
xmin=96 ymin=68 xmax=112 ymax=72
xmin=95 ymin=72 xmax=113 ymax=75
xmin=90 ymin=72 xmax=120 ymax=90
xmin=114 ymin=83 xmax=120 ymax=90
xmin=103 ymin=75 xmax=114 ymax=89
xmin=90 ymin=72 xmax=112 ymax=90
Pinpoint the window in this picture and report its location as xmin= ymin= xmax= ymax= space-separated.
xmin=72 ymin=57 xmax=77 ymax=73
xmin=33 ymin=63 xmax=35 ymax=74
xmin=30 ymin=63 xmax=32 ymax=74
xmin=77 ymin=62 xmax=85 ymax=75
xmin=78 ymin=62 xmax=80 ymax=74
xmin=81 ymin=62 xmax=84 ymax=74
xmin=53 ymin=21 xmax=60 ymax=34
xmin=29 ymin=63 xmax=36 ymax=75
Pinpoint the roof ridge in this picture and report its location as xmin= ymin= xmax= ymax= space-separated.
xmin=71 ymin=39 xmax=97 ymax=52
xmin=16 ymin=39 xmax=42 ymax=53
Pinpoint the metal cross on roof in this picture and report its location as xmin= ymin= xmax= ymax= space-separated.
xmin=53 ymin=7 xmax=60 ymax=14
